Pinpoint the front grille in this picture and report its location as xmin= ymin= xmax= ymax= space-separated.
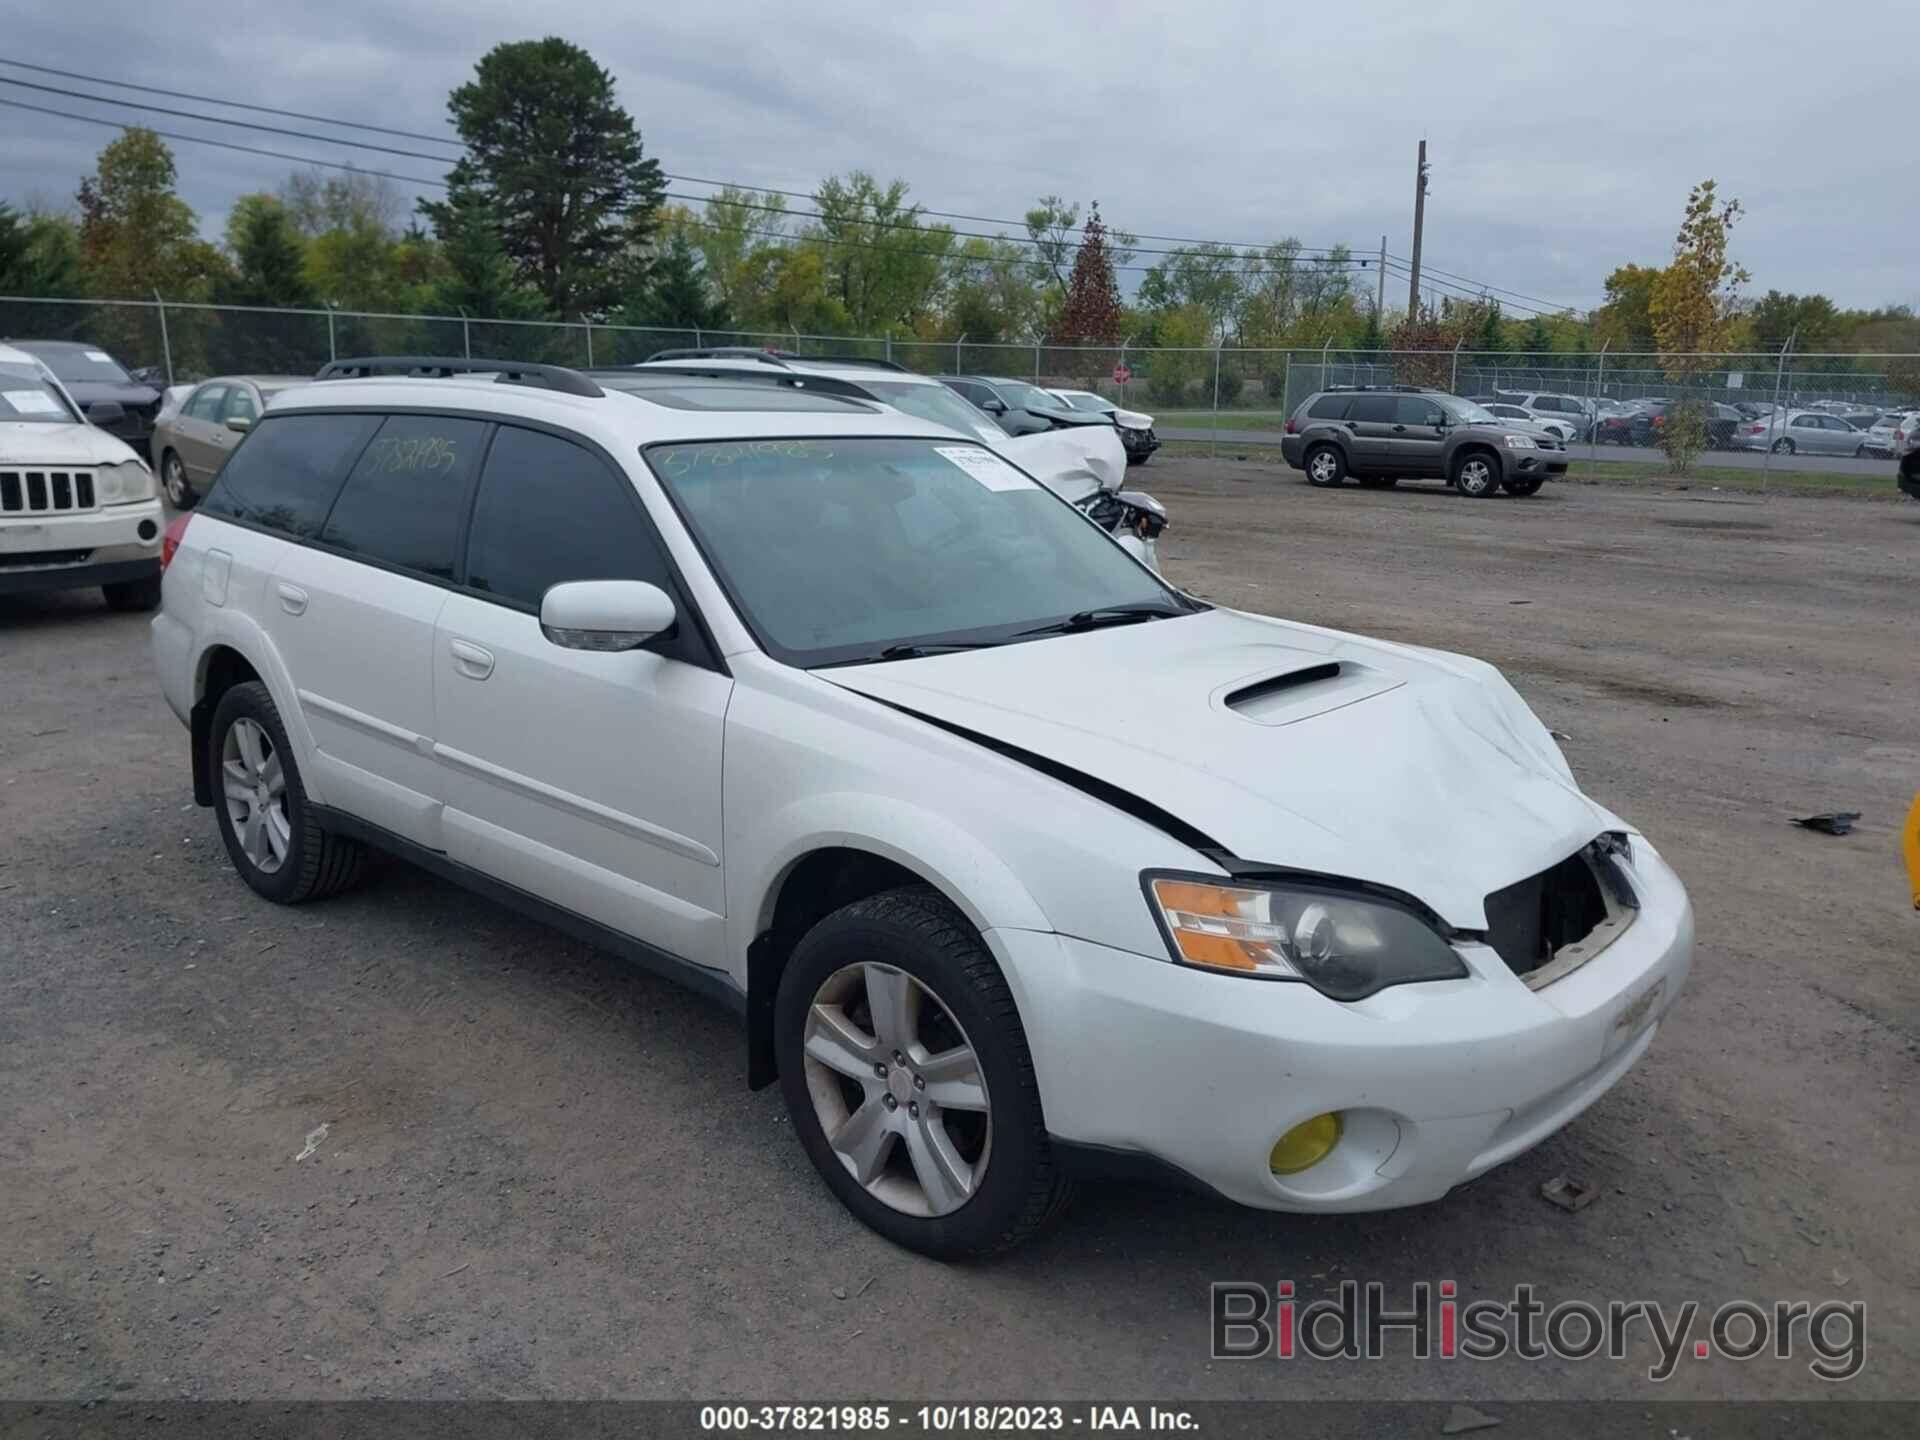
xmin=1 ymin=470 xmax=98 ymax=514
xmin=0 ymin=548 xmax=92 ymax=571
xmin=1482 ymin=842 xmax=1616 ymax=978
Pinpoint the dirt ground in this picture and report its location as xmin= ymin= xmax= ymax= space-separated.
xmin=2 ymin=461 xmax=1916 ymax=1405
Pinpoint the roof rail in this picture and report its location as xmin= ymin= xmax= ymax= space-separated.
xmin=645 ymin=346 xmax=795 ymax=366
xmin=588 ymin=365 xmax=879 ymax=404
xmin=314 ymin=356 xmax=604 ymax=398
xmin=801 ymin=354 xmax=911 ymax=372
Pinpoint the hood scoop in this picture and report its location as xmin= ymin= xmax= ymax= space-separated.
xmin=1219 ymin=659 xmax=1403 ymax=726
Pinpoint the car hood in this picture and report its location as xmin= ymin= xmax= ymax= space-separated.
xmin=0 ymin=421 xmax=146 ymax=467
xmin=996 ymin=425 xmax=1128 ymax=501
xmin=1111 ymin=406 xmax=1153 ymax=429
xmin=825 ymin=607 xmax=1617 ymax=929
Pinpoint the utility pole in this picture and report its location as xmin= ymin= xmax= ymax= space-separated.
xmin=1375 ymin=234 xmax=1387 ymax=321
xmin=1407 ymin=140 xmax=1429 ymax=318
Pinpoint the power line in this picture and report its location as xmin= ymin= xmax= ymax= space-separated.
xmin=0 ymin=60 xmax=1365 ymax=261
xmin=0 ymin=57 xmax=465 ymax=147
xmin=0 ymin=97 xmax=450 ymax=191
xmin=4 ymin=58 xmax=1581 ymax=311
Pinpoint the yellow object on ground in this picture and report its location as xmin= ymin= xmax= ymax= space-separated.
xmin=1904 ymin=794 xmax=1920 ymax=910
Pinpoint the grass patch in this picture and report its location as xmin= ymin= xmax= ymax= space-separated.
xmin=1156 ymin=409 xmax=1290 ymax=431
xmin=1154 ymin=443 xmax=1902 ymax=499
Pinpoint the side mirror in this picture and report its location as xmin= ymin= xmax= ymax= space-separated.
xmin=540 ymin=580 xmax=676 ymax=652
xmin=225 ymin=414 xmax=253 ymax=433
xmin=980 ymin=397 xmax=1007 ymax=414
xmin=86 ymin=400 xmax=125 ymax=427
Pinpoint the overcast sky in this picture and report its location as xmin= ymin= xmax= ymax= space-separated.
xmin=3 ymin=0 xmax=1914 ymax=317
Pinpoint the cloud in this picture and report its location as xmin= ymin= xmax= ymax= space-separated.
xmin=3 ymin=0 xmax=1915 ymax=311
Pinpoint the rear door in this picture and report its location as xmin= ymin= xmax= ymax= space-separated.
xmin=176 ymin=384 xmax=229 ymax=484
xmin=1391 ymin=394 xmax=1451 ymax=475
xmin=267 ymin=412 xmax=487 ymax=848
xmin=432 ymin=424 xmax=732 ymax=969
xmin=1343 ymin=393 xmax=1397 ymax=467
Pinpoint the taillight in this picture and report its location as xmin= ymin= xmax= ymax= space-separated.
xmin=1284 ymin=417 xmax=1298 ymax=434
xmin=161 ymin=512 xmax=191 ymax=571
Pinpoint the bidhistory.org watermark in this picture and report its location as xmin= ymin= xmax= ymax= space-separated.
xmin=1211 ymin=1281 xmax=1865 ymax=1382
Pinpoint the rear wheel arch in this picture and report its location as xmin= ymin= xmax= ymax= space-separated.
xmin=190 ymin=644 xmax=264 ymax=806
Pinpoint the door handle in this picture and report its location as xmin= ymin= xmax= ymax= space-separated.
xmin=449 ymin=637 xmax=495 ymax=680
xmin=1391 ymin=424 xmax=1407 ymax=432
xmin=275 ymin=582 xmax=307 ymax=616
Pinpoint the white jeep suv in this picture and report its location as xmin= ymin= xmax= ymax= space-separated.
xmin=1 ymin=343 xmax=165 ymax=610
xmin=152 ymin=356 xmax=1692 ymax=1257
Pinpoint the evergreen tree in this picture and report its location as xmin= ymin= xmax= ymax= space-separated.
xmin=1053 ymin=203 xmax=1124 ymax=346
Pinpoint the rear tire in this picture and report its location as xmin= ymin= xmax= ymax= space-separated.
xmin=775 ymin=886 xmax=1072 ymax=1258
xmin=209 ymin=681 xmax=367 ymax=904
xmin=1304 ymin=445 xmax=1346 ymax=487
xmin=1452 ymin=451 xmax=1502 ymax=497
xmin=1772 ymin=437 xmax=1795 ymax=455
xmin=103 ymin=575 xmax=161 ymax=612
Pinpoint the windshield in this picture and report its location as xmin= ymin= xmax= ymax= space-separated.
xmin=995 ymin=380 xmax=1060 ymax=412
xmin=648 ymin=437 xmax=1185 ymax=667
xmin=1061 ymin=392 xmax=1111 ymax=413
xmin=29 ymin=346 xmax=132 ymax=384
xmin=862 ymin=380 xmax=1001 ymax=438
xmin=0 ymin=365 xmax=79 ymax=424
xmin=1442 ymin=397 xmax=1499 ymax=424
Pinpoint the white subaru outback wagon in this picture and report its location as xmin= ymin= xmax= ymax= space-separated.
xmin=152 ymin=356 xmax=1692 ymax=1257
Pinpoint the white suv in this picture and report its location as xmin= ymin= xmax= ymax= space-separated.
xmin=152 ymin=356 xmax=1692 ymax=1257
xmin=1 ymin=343 xmax=165 ymax=610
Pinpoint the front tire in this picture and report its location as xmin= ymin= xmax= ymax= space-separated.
xmin=209 ymin=681 xmax=367 ymax=904
xmin=160 ymin=450 xmax=196 ymax=509
xmin=774 ymin=886 xmax=1071 ymax=1258
xmin=1304 ymin=444 xmax=1346 ymax=487
xmin=103 ymin=575 xmax=161 ymax=612
xmin=1453 ymin=451 xmax=1502 ymax=497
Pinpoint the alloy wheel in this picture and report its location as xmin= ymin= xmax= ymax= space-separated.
xmin=1308 ymin=452 xmax=1338 ymax=483
xmin=162 ymin=453 xmax=191 ymax=508
xmin=801 ymin=961 xmax=992 ymax=1217
xmin=221 ymin=717 xmax=291 ymax=874
xmin=1458 ymin=458 xmax=1496 ymax=495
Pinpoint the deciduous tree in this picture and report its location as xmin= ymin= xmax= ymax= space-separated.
xmin=1054 ymin=203 xmax=1124 ymax=347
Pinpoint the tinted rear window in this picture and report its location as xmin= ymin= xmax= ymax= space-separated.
xmin=201 ymin=412 xmax=380 ymax=539
xmin=318 ymin=415 xmax=488 ymax=580
xmin=1306 ymin=394 xmax=1351 ymax=420
xmin=1347 ymin=394 xmax=1396 ymax=423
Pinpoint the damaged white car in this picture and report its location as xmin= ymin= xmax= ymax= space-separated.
xmin=154 ymin=359 xmax=1690 ymax=1260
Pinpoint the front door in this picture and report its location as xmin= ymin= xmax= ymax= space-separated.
xmin=1391 ymin=394 xmax=1451 ymax=475
xmin=431 ymin=423 xmax=733 ymax=971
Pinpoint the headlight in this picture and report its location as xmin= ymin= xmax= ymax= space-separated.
xmin=1502 ymin=434 xmax=1537 ymax=449
xmin=1145 ymin=875 xmax=1468 ymax=1001
xmin=97 ymin=460 xmax=155 ymax=505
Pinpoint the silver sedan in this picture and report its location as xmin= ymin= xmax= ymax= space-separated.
xmin=1732 ymin=409 xmax=1875 ymax=457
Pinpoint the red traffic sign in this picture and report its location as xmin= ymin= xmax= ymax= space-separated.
xmin=1112 ymin=363 xmax=1132 ymax=385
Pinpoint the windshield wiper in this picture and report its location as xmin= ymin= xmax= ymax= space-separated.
xmin=819 ymin=640 xmax=1007 ymax=667
xmin=1013 ymin=604 xmax=1187 ymax=639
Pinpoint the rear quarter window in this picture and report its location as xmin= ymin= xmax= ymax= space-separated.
xmin=199 ymin=412 xmax=381 ymax=539
xmin=1306 ymin=394 xmax=1351 ymax=420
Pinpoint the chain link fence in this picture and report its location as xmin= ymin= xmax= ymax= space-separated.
xmin=5 ymin=296 xmax=1915 ymax=445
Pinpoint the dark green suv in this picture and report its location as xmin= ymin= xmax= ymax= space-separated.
xmin=1279 ymin=386 xmax=1568 ymax=498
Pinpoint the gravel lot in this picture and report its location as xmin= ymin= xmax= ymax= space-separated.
xmin=3 ymin=462 xmax=1916 ymax=1404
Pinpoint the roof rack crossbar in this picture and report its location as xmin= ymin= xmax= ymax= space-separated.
xmin=314 ymin=356 xmax=603 ymax=398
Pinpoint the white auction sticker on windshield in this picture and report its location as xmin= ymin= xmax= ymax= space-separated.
xmin=84 ymin=350 xmax=112 ymax=363
xmin=935 ymin=445 xmax=1033 ymax=492
xmin=3 ymin=389 xmax=62 ymax=415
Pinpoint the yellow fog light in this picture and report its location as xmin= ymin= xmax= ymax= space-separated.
xmin=1269 ymin=1113 xmax=1342 ymax=1176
